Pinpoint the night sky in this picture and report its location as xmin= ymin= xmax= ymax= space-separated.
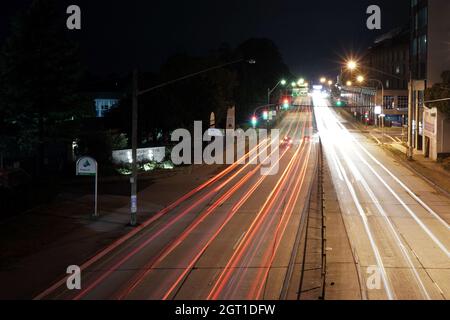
xmin=1 ymin=0 xmax=410 ymax=79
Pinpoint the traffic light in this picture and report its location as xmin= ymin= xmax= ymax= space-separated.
xmin=336 ymin=100 xmax=344 ymax=107
xmin=283 ymin=99 xmax=289 ymax=109
xmin=251 ymin=116 xmax=258 ymax=127
xmin=262 ymin=110 xmax=269 ymax=120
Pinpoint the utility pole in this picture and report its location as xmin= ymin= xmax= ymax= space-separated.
xmin=130 ymin=69 xmax=138 ymax=226
xmin=407 ymin=72 xmax=413 ymax=160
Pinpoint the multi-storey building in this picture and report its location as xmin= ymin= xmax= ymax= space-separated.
xmin=409 ymin=0 xmax=450 ymax=159
xmin=363 ymin=26 xmax=410 ymax=125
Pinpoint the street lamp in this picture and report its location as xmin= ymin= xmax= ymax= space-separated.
xmin=129 ymin=58 xmax=255 ymax=226
xmin=356 ymin=75 xmax=365 ymax=83
xmin=328 ymin=80 xmax=333 ymax=86
xmin=268 ymin=79 xmax=286 ymax=105
xmin=291 ymin=82 xmax=297 ymax=87
xmin=346 ymin=80 xmax=353 ymax=87
xmin=320 ymin=77 xmax=327 ymax=84
xmin=347 ymin=60 xmax=358 ymax=71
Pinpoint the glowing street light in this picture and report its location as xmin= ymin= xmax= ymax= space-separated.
xmin=280 ymin=79 xmax=287 ymax=86
xmin=328 ymin=80 xmax=333 ymax=86
xmin=357 ymin=75 xmax=365 ymax=83
xmin=347 ymin=60 xmax=358 ymax=71
xmin=298 ymin=78 xmax=305 ymax=85
xmin=346 ymin=80 xmax=352 ymax=87
xmin=320 ymin=77 xmax=327 ymax=84
xmin=291 ymin=82 xmax=297 ymax=87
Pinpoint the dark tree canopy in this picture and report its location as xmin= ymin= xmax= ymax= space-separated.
xmin=0 ymin=0 xmax=90 ymax=161
xmin=425 ymin=71 xmax=450 ymax=117
xmin=106 ymin=38 xmax=292 ymax=145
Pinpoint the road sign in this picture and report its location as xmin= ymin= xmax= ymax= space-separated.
xmin=76 ymin=157 xmax=97 ymax=176
xmin=76 ymin=157 xmax=98 ymax=217
xmin=374 ymin=105 xmax=382 ymax=115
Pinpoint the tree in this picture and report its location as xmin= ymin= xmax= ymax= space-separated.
xmin=425 ymin=71 xmax=450 ymax=117
xmin=234 ymin=38 xmax=293 ymax=121
xmin=0 ymin=0 xmax=90 ymax=174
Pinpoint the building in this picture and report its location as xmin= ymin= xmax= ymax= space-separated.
xmin=409 ymin=0 xmax=450 ymax=159
xmin=93 ymin=92 xmax=121 ymax=118
xmin=363 ymin=26 xmax=410 ymax=125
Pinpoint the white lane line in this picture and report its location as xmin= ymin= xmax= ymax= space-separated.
xmin=370 ymin=134 xmax=381 ymax=145
xmin=387 ymin=135 xmax=397 ymax=143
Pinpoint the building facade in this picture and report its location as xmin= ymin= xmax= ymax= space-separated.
xmin=363 ymin=26 xmax=410 ymax=125
xmin=409 ymin=0 xmax=450 ymax=159
xmin=93 ymin=92 xmax=121 ymax=118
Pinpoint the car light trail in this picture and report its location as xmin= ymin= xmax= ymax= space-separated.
xmin=117 ymin=139 xmax=294 ymax=300
xmin=314 ymin=96 xmax=395 ymax=300
xmin=333 ymin=110 xmax=449 ymax=257
xmin=155 ymin=113 xmax=308 ymax=300
xmin=69 ymin=117 xmax=299 ymax=300
xmin=207 ymin=118 xmax=310 ymax=300
xmin=314 ymin=93 xmax=449 ymax=299
xmin=251 ymin=144 xmax=312 ymax=300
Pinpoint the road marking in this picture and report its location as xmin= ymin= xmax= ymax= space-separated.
xmin=370 ymin=134 xmax=381 ymax=145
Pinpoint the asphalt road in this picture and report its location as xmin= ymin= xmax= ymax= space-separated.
xmin=314 ymin=93 xmax=450 ymax=300
xmin=37 ymin=102 xmax=317 ymax=300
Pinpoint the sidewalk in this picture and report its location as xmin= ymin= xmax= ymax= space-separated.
xmin=0 ymin=164 xmax=224 ymax=299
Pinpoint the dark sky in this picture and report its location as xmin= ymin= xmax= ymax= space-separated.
xmin=0 ymin=0 xmax=410 ymax=79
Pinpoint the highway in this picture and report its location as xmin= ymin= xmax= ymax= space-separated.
xmin=314 ymin=92 xmax=450 ymax=300
xmin=36 ymin=103 xmax=318 ymax=300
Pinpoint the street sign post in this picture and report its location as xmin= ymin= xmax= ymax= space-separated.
xmin=76 ymin=156 xmax=98 ymax=217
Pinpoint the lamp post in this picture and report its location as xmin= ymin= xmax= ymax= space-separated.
xmin=129 ymin=59 xmax=255 ymax=226
xmin=358 ymin=76 xmax=384 ymax=143
xmin=268 ymin=79 xmax=286 ymax=105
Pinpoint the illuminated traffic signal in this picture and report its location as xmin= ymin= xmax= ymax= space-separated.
xmin=283 ymin=99 xmax=289 ymax=109
xmin=262 ymin=110 xmax=269 ymax=120
xmin=336 ymin=100 xmax=343 ymax=107
xmin=251 ymin=116 xmax=257 ymax=127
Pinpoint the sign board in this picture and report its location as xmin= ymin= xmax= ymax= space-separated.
xmin=226 ymin=106 xmax=235 ymax=130
xmin=424 ymin=121 xmax=435 ymax=135
xmin=76 ymin=156 xmax=98 ymax=217
xmin=76 ymin=157 xmax=97 ymax=176
xmin=374 ymin=106 xmax=382 ymax=115
xmin=112 ymin=147 xmax=166 ymax=164
xmin=207 ymin=128 xmax=224 ymax=137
